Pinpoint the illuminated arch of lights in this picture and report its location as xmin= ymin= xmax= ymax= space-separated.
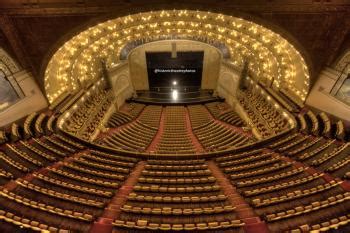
xmin=44 ymin=10 xmax=310 ymax=104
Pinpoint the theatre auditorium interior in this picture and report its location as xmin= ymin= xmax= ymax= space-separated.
xmin=1 ymin=1 xmax=350 ymax=233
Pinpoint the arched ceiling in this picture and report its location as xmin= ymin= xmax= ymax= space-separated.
xmin=44 ymin=10 xmax=310 ymax=104
xmin=1 ymin=1 xmax=349 ymax=97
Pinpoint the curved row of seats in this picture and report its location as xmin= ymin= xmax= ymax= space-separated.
xmin=194 ymin=120 xmax=251 ymax=151
xmin=156 ymin=106 xmax=196 ymax=154
xmin=0 ymin=82 xmax=349 ymax=233
xmin=106 ymin=102 xmax=145 ymax=128
xmin=205 ymin=102 xmax=246 ymax=127
xmin=101 ymin=105 xmax=162 ymax=152
xmin=297 ymin=110 xmax=348 ymax=141
xmin=113 ymin=158 xmax=244 ymax=232
xmin=188 ymin=104 xmax=252 ymax=151
xmin=0 ymin=112 xmax=140 ymax=232
xmin=215 ymin=117 xmax=350 ymax=232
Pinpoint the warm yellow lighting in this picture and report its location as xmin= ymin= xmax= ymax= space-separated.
xmin=44 ymin=10 xmax=310 ymax=104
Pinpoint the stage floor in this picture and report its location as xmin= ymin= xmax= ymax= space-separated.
xmin=130 ymin=89 xmax=222 ymax=105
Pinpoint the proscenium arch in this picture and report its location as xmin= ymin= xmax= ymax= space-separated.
xmin=126 ymin=39 xmax=223 ymax=91
xmin=43 ymin=10 xmax=311 ymax=104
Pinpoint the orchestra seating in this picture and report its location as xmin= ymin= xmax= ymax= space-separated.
xmin=188 ymin=104 xmax=253 ymax=151
xmin=101 ymin=105 xmax=162 ymax=152
xmin=106 ymin=103 xmax=144 ymax=128
xmin=0 ymin=83 xmax=349 ymax=233
xmin=216 ymin=129 xmax=350 ymax=232
xmin=113 ymin=158 xmax=244 ymax=232
xmin=205 ymin=102 xmax=246 ymax=127
xmin=155 ymin=106 xmax=196 ymax=154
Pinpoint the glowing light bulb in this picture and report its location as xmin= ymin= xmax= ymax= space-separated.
xmin=172 ymin=89 xmax=178 ymax=100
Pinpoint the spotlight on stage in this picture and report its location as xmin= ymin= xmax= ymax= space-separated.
xmin=172 ymin=89 xmax=178 ymax=100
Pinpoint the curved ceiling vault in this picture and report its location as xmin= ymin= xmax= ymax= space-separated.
xmin=44 ymin=10 xmax=310 ymax=104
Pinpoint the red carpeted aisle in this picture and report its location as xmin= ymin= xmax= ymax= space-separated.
xmin=207 ymin=161 xmax=269 ymax=233
xmin=89 ymin=161 xmax=146 ymax=233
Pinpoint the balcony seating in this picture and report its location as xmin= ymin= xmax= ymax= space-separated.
xmin=5 ymin=144 xmax=43 ymax=168
xmin=205 ymin=102 xmax=246 ymax=127
xmin=296 ymin=114 xmax=308 ymax=133
xmin=0 ymin=151 xmax=29 ymax=180
xmin=0 ymin=186 xmax=94 ymax=232
xmin=23 ymin=112 xmax=37 ymax=139
xmin=305 ymin=111 xmax=319 ymax=136
xmin=114 ymin=159 xmax=243 ymax=232
xmin=275 ymin=135 xmax=309 ymax=153
xmin=32 ymin=138 xmax=67 ymax=158
xmin=289 ymin=213 xmax=350 ymax=232
xmin=318 ymin=112 xmax=332 ymax=138
xmin=1 ymin=83 xmax=350 ymax=233
xmin=218 ymin=111 xmax=245 ymax=127
xmin=335 ymin=120 xmax=346 ymax=141
xmin=238 ymin=89 xmax=290 ymax=137
xmin=63 ymin=89 xmax=113 ymax=140
xmin=0 ymin=189 xmax=94 ymax=221
xmin=265 ymin=87 xmax=296 ymax=112
xmin=326 ymin=156 xmax=350 ymax=178
xmin=264 ymin=191 xmax=350 ymax=232
xmin=279 ymin=88 xmax=304 ymax=109
xmin=47 ymin=167 xmax=120 ymax=189
xmin=310 ymin=142 xmax=350 ymax=169
xmin=284 ymin=137 xmax=323 ymax=156
xmin=46 ymin=115 xmax=57 ymax=134
xmin=34 ymin=113 xmax=47 ymax=137
xmin=0 ymin=207 xmax=70 ymax=232
xmin=64 ymin=89 xmax=108 ymax=133
xmin=193 ymin=119 xmax=251 ymax=151
xmin=268 ymin=132 xmax=299 ymax=149
xmin=33 ymin=173 xmax=114 ymax=197
xmin=250 ymin=180 xmax=343 ymax=209
xmin=101 ymin=105 xmax=161 ymax=152
xmin=46 ymin=136 xmax=77 ymax=152
xmin=296 ymin=139 xmax=336 ymax=162
xmin=55 ymin=133 xmax=85 ymax=150
xmin=10 ymin=123 xmax=22 ymax=142
xmin=113 ymin=219 xmax=244 ymax=231
xmin=0 ymin=130 xmax=8 ymax=144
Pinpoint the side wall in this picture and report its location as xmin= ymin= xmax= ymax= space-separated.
xmin=306 ymin=67 xmax=350 ymax=123
xmin=109 ymin=62 xmax=134 ymax=110
xmin=0 ymin=70 xmax=48 ymax=127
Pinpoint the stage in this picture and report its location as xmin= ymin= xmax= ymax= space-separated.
xmin=129 ymin=88 xmax=223 ymax=105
